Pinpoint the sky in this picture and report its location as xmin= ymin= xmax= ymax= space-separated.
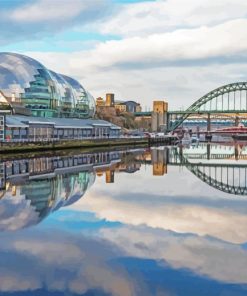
xmin=0 ymin=0 xmax=247 ymax=110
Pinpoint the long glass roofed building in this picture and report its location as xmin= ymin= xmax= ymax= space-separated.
xmin=0 ymin=52 xmax=120 ymax=142
xmin=0 ymin=52 xmax=95 ymax=118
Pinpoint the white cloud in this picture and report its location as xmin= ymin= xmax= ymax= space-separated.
xmin=32 ymin=19 xmax=247 ymax=70
xmin=0 ymin=0 xmax=111 ymax=45
xmin=27 ymin=15 xmax=247 ymax=109
xmin=98 ymin=0 xmax=247 ymax=37
xmin=10 ymin=0 xmax=108 ymax=23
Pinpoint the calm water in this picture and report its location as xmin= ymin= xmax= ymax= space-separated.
xmin=1 ymin=144 xmax=247 ymax=296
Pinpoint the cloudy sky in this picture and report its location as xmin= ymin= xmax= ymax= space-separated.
xmin=1 ymin=0 xmax=247 ymax=109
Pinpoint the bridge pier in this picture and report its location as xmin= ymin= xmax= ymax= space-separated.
xmin=207 ymin=143 xmax=211 ymax=160
xmin=151 ymin=101 xmax=168 ymax=132
xmin=235 ymin=115 xmax=240 ymax=127
xmin=207 ymin=113 xmax=211 ymax=132
xmin=235 ymin=144 xmax=241 ymax=160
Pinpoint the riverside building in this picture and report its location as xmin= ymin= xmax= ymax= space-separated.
xmin=0 ymin=52 xmax=121 ymax=142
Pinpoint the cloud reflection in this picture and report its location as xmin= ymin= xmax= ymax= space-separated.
xmin=101 ymin=225 xmax=247 ymax=284
xmin=0 ymin=229 xmax=134 ymax=296
xmin=72 ymin=191 xmax=247 ymax=244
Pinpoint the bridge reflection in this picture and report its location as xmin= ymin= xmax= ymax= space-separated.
xmin=137 ymin=143 xmax=247 ymax=196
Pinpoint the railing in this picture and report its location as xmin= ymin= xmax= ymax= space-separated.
xmin=0 ymin=135 xmax=123 ymax=144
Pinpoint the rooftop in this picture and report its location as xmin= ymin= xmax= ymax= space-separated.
xmin=5 ymin=115 xmax=121 ymax=129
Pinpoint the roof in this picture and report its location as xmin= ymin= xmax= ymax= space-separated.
xmin=5 ymin=116 xmax=29 ymax=128
xmin=5 ymin=115 xmax=121 ymax=130
xmin=120 ymin=101 xmax=140 ymax=106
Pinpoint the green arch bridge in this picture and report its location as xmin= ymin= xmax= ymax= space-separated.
xmin=134 ymin=82 xmax=247 ymax=132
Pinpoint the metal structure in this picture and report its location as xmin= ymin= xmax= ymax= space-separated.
xmin=134 ymin=82 xmax=247 ymax=132
xmin=170 ymin=146 xmax=247 ymax=196
xmin=168 ymin=82 xmax=247 ymax=131
xmin=182 ymin=158 xmax=247 ymax=195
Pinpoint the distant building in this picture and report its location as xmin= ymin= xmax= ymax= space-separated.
xmin=121 ymin=101 xmax=142 ymax=113
xmin=106 ymin=93 xmax=115 ymax=107
xmin=96 ymin=97 xmax=105 ymax=106
xmin=135 ymin=104 xmax=142 ymax=112
xmin=97 ymin=93 xmax=142 ymax=114
xmin=114 ymin=103 xmax=127 ymax=113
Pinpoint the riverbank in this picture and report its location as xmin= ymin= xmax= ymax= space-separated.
xmin=0 ymin=136 xmax=177 ymax=154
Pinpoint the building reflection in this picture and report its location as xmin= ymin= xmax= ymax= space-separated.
xmin=0 ymin=148 xmax=149 ymax=231
xmin=1 ymin=143 xmax=247 ymax=232
xmin=151 ymin=148 xmax=168 ymax=176
xmin=0 ymin=150 xmax=122 ymax=231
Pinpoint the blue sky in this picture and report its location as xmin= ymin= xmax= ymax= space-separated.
xmin=0 ymin=0 xmax=247 ymax=109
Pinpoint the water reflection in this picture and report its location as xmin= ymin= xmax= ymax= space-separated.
xmin=0 ymin=150 xmax=121 ymax=230
xmin=1 ymin=144 xmax=247 ymax=295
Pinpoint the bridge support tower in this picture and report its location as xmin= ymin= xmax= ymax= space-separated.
xmin=207 ymin=113 xmax=211 ymax=132
xmin=151 ymin=101 xmax=168 ymax=132
xmin=207 ymin=143 xmax=211 ymax=160
xmin=235 ymin=115 xmax=240 ymax=127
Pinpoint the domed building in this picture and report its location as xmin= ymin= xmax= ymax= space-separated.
xmin=0 ymin=52 xmax=95 ymax=118
xmin=0 ymin=52 xmax=121 ymax=142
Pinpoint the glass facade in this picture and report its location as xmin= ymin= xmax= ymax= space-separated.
xmin=0 ymin=52 xmax=95 ymax=118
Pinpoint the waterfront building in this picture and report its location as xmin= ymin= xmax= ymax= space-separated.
xmin=0 ymin=53 xmax=121 ymax=142
xmin=4 ymin=115 xmax=121 ymax=141
xmin=0 ymin=52 xmax=95 ymax=119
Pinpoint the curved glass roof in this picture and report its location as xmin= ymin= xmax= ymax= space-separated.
xmin=0 ymin=52 xmax=95 ymax=118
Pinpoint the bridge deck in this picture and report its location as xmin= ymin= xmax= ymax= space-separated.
xmin=134 ymin=110 xmax=247 ymax=117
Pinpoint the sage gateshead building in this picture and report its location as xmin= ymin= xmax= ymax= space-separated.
xmin=0 ymin=52 xmax=120 ymax=141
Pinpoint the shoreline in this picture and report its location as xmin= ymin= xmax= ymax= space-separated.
xmin=0 ymin=136 xmax=177 ymax=154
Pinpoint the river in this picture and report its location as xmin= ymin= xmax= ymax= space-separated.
xmin=0 ymin=144 xmax=246 ymax=296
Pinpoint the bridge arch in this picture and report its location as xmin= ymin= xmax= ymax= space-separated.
xmin=187 ymin=162 xmax=247 ymax=195
xmin=169 ymin=82 xmax=247 ymax=131
xmin=175 ymin=150 xmax=247 ymax=196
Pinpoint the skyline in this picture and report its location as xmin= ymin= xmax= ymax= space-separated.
xmin=0 ymin=0 xmax=247 ymax=109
